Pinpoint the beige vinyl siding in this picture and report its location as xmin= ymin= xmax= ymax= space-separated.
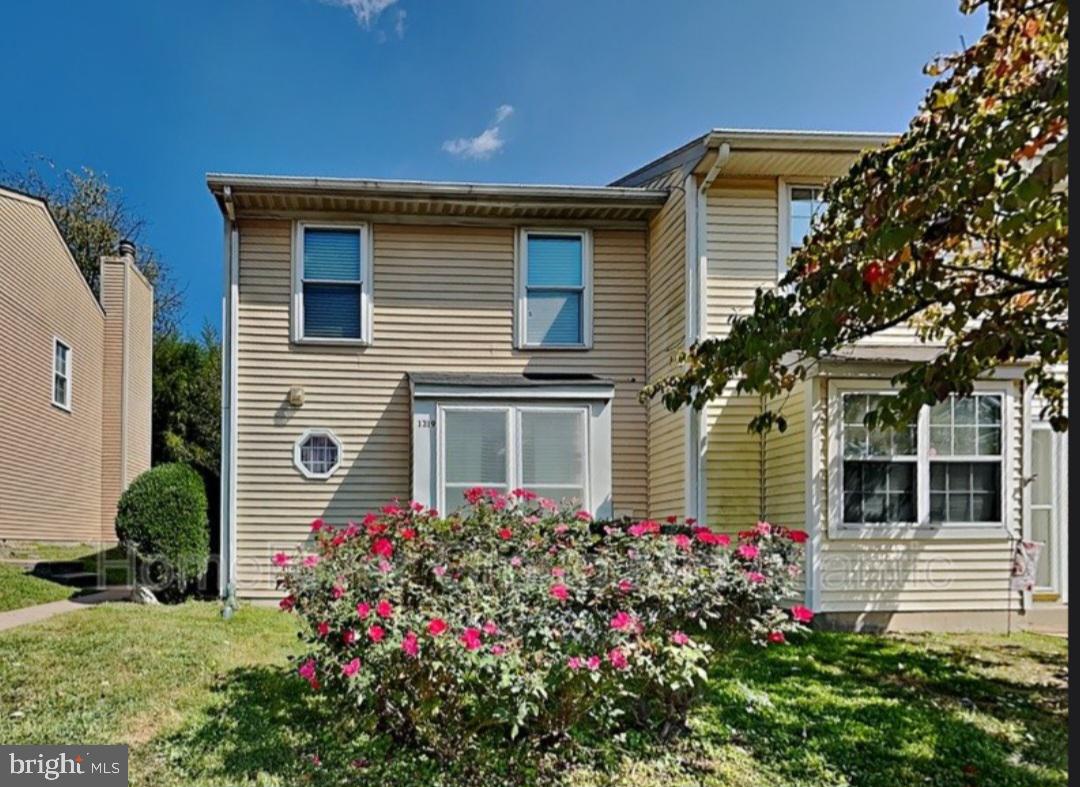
xmin=123 ymin=270 xmax=153 ymax=485
xmin=705 ymin=178 xmax=778 ymax=337
xmin=701 ymin=179 xmax=773 ymax=531
xmin=234 ymin=220 xmax=648 ymax=596
xmin=644 ymin=171 xmax=686 ymax=519
xmin=762 ymin=379 xmax=807 ymax=530
xmin=0 ymin=193 xmax=107 ymax=542
xmin=813 ymin=376 xmax=1021 ymax=612
xmin=100 ymin=260 xmax=127 ymax=536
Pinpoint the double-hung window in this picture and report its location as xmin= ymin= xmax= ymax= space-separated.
xmin=830 ymin=381 xmax=1010 ymax=538
xmin=52 ymin=338 xmax=71 ymax=410
xmin=440 ymin=404 xmax=589 ymax=511
xmin=293 ymin=223 xmax=372 ymax=343
xmin=517 ymin=230 xmax=592 ymax=348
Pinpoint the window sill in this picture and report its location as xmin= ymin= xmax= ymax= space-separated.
xmin=293 ymin=337 xmax=370 ymax=348
xmin=516 ymin=343 xmax=593 ymax=352
xmin=827 ymin=523 xmax=1011 ymax=541
xmin=51 ymin=400 xmax=72 ymax=413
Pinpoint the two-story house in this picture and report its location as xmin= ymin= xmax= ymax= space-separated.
xmin=208 ymin=129 xmax=1067 ymax=632
xmin=0 ymin=186 xmax=153 ymax=544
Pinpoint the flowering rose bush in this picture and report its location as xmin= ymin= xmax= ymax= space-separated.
xmin=276 ymin=489 xmax=810 ymax=757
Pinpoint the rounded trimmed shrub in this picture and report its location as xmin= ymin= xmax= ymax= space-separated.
xmin=115 ymin=462 xmax=209 ymax=589
xmin=276 ymin=488 xmax=811 ymax=766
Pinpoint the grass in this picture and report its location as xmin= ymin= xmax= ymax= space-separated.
xmin=0 ymin=602 xmax=1067 ymax=786
xmin=0 ymin=541 xmax=133 ymax=611
xmin=0 ymin=563 xmax=77 ymax=611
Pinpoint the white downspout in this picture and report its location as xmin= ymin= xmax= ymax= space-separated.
xmin=684 ymin=142 xmax=730 ymax=524
xmin=220 ymin=186 xmax=240 ymax=609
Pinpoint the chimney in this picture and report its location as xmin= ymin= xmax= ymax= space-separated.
xmin=99 ymin=245 xmax=154 ymax=538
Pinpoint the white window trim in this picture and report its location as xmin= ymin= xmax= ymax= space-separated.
xmin=435 ymin=402 xmax=592 ymax=514
xmin=777 ymin=179 xmax=826 ymax=280
xmin=52 ymin=336 xmax=72 ymax=412
xmin=514 ymin=228 xmax=593 ymax=350
xmin=291 ymin=221 xmax=373 ymax=346
xmin=293 ymin=427 xmax=344 ymax=480
xmin=826 ymin=378 xmax=1014 ymax=540
xmin=1024 ymin=419 xmax=1067 ymax=597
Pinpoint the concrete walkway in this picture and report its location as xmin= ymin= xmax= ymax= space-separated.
xmin=0 ymin=587 xmax=131 ymax=633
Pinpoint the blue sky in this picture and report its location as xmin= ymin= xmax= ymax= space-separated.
xmin=0 ymin=0 xmax=985 ymax=336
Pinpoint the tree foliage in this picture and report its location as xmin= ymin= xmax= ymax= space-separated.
xmin=644 ymin=0 xmax=1068 ymax=433
xmin=1 ymin=158 xmax=183 ymax=336
xmin=153 ymin=325 xmax=222 ymax=482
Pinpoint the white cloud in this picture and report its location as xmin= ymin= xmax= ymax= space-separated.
xmin=319 ymin=0 xmax=401 ymax=30
xmin=442 ymin=105 xmax=515 ymax=160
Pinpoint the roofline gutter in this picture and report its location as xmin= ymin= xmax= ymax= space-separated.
xmin=206 ymin=174 xmax=668 ymax=215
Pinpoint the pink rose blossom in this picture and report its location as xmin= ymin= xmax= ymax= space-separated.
xmin=378 ymin=559 xmax=392 ymax=573
xmin=460 ymin=627 xmax=483 ymax=651
xmin=302 ymin=554 xmax=320 ymax=568
xmin=410 ymin=500 xmax=425 ymax=512
xmin=746 ymin=571 xmax=766 ymax=584
xmin=376 ymin=600 xmax=393 ymax=618
xmin=498 ymin=528 xmax=513 ymax=540
xmin=331 ymin=584 xmax=345 ymax=599
xmin=551 ymin=567 xmax=565 ymax=577
xmin=371 ymin=538 xmax=394 ymax=559
xmin=550 ymin=584 xmax=569 ymax=601
xmin=343 ymin=629 xmax=357 ymax=645
xmin=279 ymin=595 xmax=295 ymax=611
xmin=401 ymin=631 xmax=419 ymax=657
xmin=737 ymin=544 xmax=759 ymax=560
xmin=400 ymin=528 xmax=416 ymax=541
xmin=671 ymin=631 xmax=691 ymax=646
xmin=427 ymin=618 xmax=448 ymax=636
xmin=310 ymin=519 xmax=325 ymax=532
xmin=586 ymin=656 xmax=601 ymax=671
xmin=356 ymin=602 xmax=371 ymax=619
xmin=673 ymin=534 xmax=692 ymax=551
xmin=491 ymin=644 xmax=505 ymax=656
xmin=617 ymin=579 xmax=634 ymax=593
xmin=755 ymin=520 xmax=773 ymax=536
xmin=316 ymin=621 xmax=330 ymax=638
xmin=607 ymin=647 xmax=629 ymax=670
xmin=610 ymin=611 xmax=635 ymax=631
xmin=768 ymin=630 xmax=787 ymax=645
xmin=483 ymin=620 xmax=499 ymax=636
xmin=554 ymin=524 xmax=569 ymax=535
xmin=368 ymin=625 xmax=386 ymax=643
xmin=272 ymin=552 xmax=291 ymax=567
xmin=567 ymin=656 xmax=583 ymax=670
xmin=539 ymin=498 xmax=558 ymax=512
xmin=342 ymin=657 xmax=361 ymax=677
xmin=509 ymin=556 xmax=523 ymax=568
xmin=433 ymin=564 xmax=447 ymax=577
xmin=575 ymin=510 xmax=592 ymax=522
xmin=790 ymin=605 xmax=814 ymax=624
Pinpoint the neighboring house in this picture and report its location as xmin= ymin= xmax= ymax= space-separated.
xmin=209 ymin=128 xmax=1067 ymax=632
xmin=0 ymin=187 xmax=153 ymax=544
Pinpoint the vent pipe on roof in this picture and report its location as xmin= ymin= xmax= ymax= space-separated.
xmin=118 ymin=239 xmax=136 ymax=261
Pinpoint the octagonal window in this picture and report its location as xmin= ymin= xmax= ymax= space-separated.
xmin=294 ymin=429 xmax=342 ymax=479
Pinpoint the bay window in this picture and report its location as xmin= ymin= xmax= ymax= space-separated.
xmin=829 ymin=381 xmax=1011 ymax=538
xmin=440 ymin=404 xmax=589 ymax=511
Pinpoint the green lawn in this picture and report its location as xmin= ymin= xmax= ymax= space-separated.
xmin=0 ymin=602 xmax=1067 ymax=786
xmin=0 ymin=563 xmax=77 ymax=611
xmin=0 ymin=542 xmax=132 ymax=611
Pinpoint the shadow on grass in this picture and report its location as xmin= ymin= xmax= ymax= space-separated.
xmin=28 ymin=545 xmax=131 ymax=591
xmin=155 ymin=633 xmax=1067 ymax=787
xmin=698 ymin=633 xmax=1068 ymax=787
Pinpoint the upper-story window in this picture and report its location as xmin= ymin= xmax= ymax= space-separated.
xmin=787 ymin=186 xmax=827 ymax=253
xmin=52 ymin=338 xmax=72 ymax=410
xmin=779 ymin=184 xmax=827 ymax=278
xmin=517 ymin=229 xmax=592 ymax=349
xmin=293 ymin=222 xmax=372 ymax=344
